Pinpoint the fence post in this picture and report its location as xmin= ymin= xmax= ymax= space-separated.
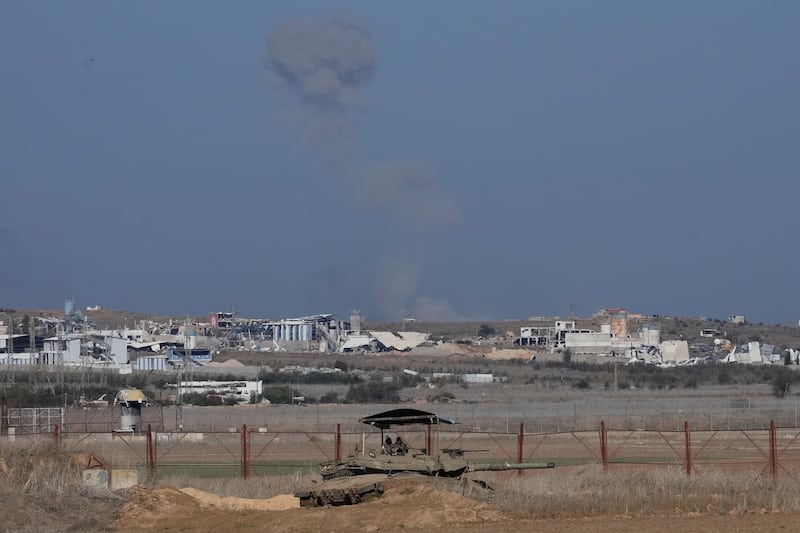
xmin=335 ymin=423 xmax=342 ymax=461
xmin=769 ymin=420 xmax=777 ymax=480
xmin=600 ymin=420 xmax=608 ymax=471
xmin=1 ymin=397 xmax=8 ymax=436
xmin=517 ymin=423 xmax=524 ymax=475
xmin=684 ymin=421 xmax=691 ymax=476
xmin=241 ymin=424 xmax=249 ymax=480
xmin=146 ymin=424 xmax=155 ymax=482
xmin=53 ymin=424 xmax=60 ymax=449
xmin=426 ymin=424 xmax=433 ymax=456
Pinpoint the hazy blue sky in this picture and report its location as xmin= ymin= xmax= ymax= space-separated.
xmin=1 ymin=2 xmax=798 ymax=324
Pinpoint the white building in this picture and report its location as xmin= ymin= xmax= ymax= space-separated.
xmin=170 ymin=380 xmax=263 ymax=403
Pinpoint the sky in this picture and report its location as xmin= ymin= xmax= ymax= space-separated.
xmin=1 ymin=1 xmax=798 ymax=324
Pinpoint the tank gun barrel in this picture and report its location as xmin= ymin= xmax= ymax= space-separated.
xmin=468 ymin=461 xmax=555 ymax=472
xmin=441 ymin=448 xmax=490 ymax=458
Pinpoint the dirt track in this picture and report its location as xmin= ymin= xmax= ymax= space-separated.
xmin=111 ymin=477 xmax=799 ymax=533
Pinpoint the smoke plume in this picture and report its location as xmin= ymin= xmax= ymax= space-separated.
xmin=373 ymin=256 xmax=462 ymax=321
xmin=354 ymin=160 xmax=459 ymax=228
xmin=266 ymin=13 xmax=458 ymax=229
xmin=266 ymin=14 xmax=374 ymax=157
xmin=267 ymin=13 xmax=460 ymax=319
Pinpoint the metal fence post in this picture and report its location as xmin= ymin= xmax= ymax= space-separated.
xmin=427 ymin=424 xmax=433 ymax=456
xmin=0 ymin=397 xmax=7 ymax=436
xmin=241 ymin=424 xmax=249 ymax=480
xmin=769 ymin=420 xmax=777 ymax=480
xmin=684 ymin=421 xmax=691 ymax=476
xmin=335 ymin=423 xmax=342 ymax=461
xmin=147 ymin=424 xmax=155 ymax=482
xmin=53 ymin=424 xmax=60 ymax=449
xmin=600 ymin=420 xmax=608 ymax=471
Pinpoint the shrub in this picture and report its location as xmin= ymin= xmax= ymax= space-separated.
xmin=262 ymin=386 xmax=293 ymax=404
xmin=772 ymin=368 xmax=796 ymax=398
xmin=427 ymin=391 xmax=456 ymax=403
xmin=345 ymin=382 xmax=401 ymax=403
xmin=319 ymin=391 xmax=339 ymax=403
xmin=572 ymin=378 xmax=590 ymax=390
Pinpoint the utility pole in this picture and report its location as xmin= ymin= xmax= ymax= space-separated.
xmin=7 ymin=315 xmax=13 ymax=358
xmin=28 ymin=317 xmax=35 ymax=354
xmin=175 ymin=361 xmax=183 ymax=432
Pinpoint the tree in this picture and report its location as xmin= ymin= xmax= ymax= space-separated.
xmin=319 ymin=391 xmax=339 ymax=403
xmin=772 ymin=368 xmax=795 ymax=399
xmin=262 ymin=386 xmax=293 ymax=404
xmin=345 ymin=382 xmax=401 ymax=403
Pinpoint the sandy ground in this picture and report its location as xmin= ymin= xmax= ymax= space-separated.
xmin=111 ymin=477 xmax=800 ymax=533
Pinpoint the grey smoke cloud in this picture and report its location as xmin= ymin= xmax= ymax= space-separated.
xmin=373 ymin=255 xmax=462 ymax=321
xmin=373 ymin=255 xmax=420 ymax=318
xmin=267 ymin=15 xmax=374 ymax=105
xmin=266 ymin=14 xmax=459 ymax=229
xmin=267 ymin=14 xmax=374 ymax=156
xmin=354 ymin=160 xmax=459 ymax=229
xmin=412 ymin=296 xmax=461 ymax=322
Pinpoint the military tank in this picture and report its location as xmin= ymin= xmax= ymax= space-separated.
xmin=320 ymin=450 xmax=554 ymax=480
xmin=295 ymin=408 xmax=555 ymax=507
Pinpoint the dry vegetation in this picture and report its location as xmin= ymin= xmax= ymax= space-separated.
xmin=0 ymin=440 xmax=123 ymax=533
xmin=492 ymin=466 xmax=800 ymax=518
xmin=154 ymin=472 xmax=306 ymax=500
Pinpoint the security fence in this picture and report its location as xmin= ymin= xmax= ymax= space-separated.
xmin=5 ymin=420 xmax=800 ymax=484
xmin=6 ymin=399 xmax=800 ymax=435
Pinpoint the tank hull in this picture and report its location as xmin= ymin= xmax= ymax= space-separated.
xmin=294 ymin=474 xmax=386 ymax=507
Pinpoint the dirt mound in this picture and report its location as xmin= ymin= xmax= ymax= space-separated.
xmin=178 ymin=486 xmax=299 ymax=510
xmin=206 ymin=358 xmax=245 ymax=367
xmin=112 ymin=484 xmax=299 ymax=531
xmin=483 ymin=348 xmax=533 ymax=360
xmin=112 ymin=486 xmax=202 ymax=530
xmin=433 ymin=344 xmax=533 ymax=360
xmin=111 ymin=477 xmax=505 ymax=532
xmin=373 ymin=477 xmax=505 ymax=527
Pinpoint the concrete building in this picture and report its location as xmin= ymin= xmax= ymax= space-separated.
xmin=730 ymin=315 xmax=746 ymax=325
xmin=659 ymin=340 xmax=690 ymax=363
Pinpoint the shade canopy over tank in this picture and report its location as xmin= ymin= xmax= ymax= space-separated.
xmin=359 ymin=408 xmax=456 ymax=429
